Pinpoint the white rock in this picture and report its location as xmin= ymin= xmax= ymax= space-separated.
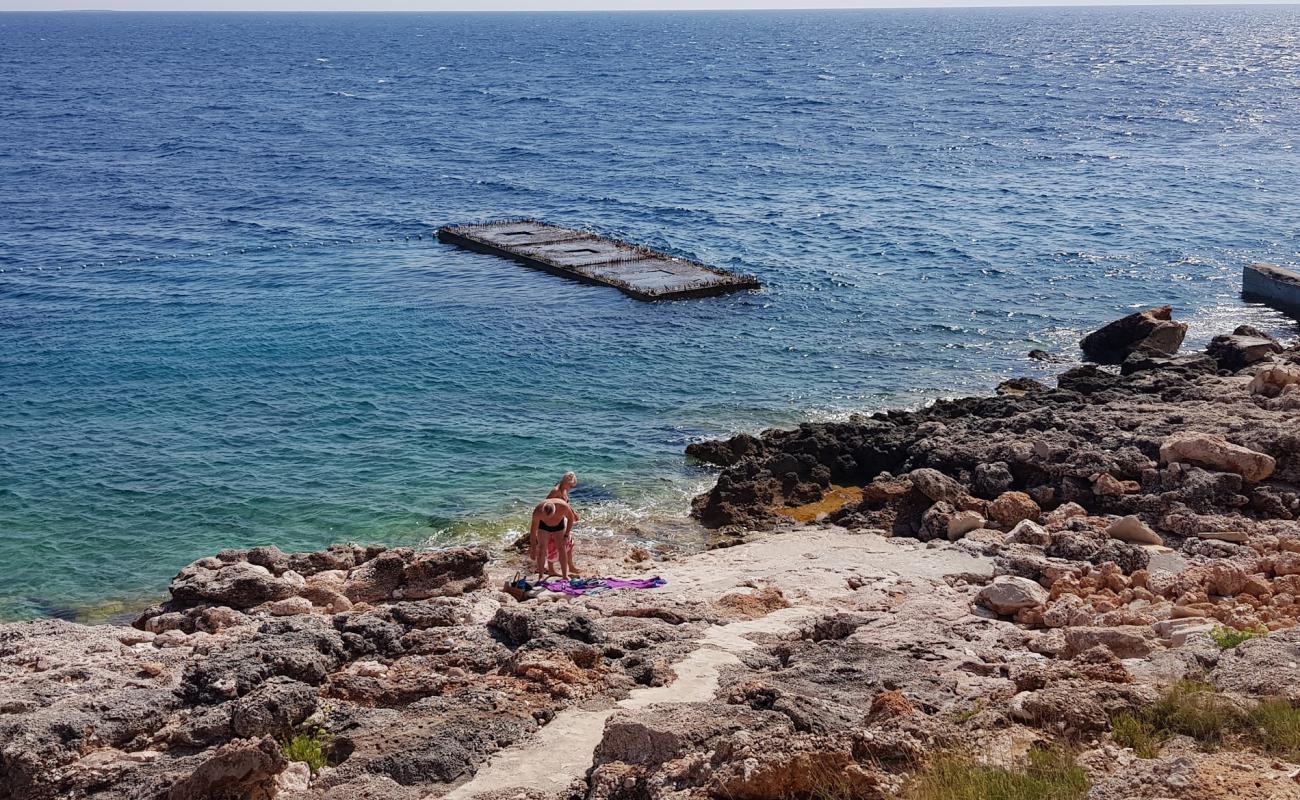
xmin=276 ymin=761 xmax=312 ymax=793
xmin=1249 ymin=362 xmax=1300 ymax=398
xmin=1008 ymin=519 xmax=1051 ymax=546
xmin=946 ymin=511 xmax=986 ymax=540
xmin=1107 ymin=515 xmax=1162 ymax=545
xmin=1153 ymin=617 xmax=1217 ymax=646
xmin=975 ymin=576 xmax=1048 ymax=616
xmin=1159 ymin=431 xmax=1276 ymax=483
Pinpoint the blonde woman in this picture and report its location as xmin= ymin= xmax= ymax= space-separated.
xmin=547 ymin=471 xmax=578 ymax=504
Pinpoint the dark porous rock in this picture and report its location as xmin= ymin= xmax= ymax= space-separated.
xmin=1079 ymin=305 xmax=1187 ymax=365
xmin=908 ymin=468 xmax=966 ymax=505
xmin=180 ymin=616 xmax=347 ymax=704
xmin=1206 ymin=333 xmax=1284 ymax=372
xmin=162 ymin=735 xmax=286 ymax=800
xmin=339 ymin=546 xmax=488 ymax=604
xmin=0 ymin=620 xmax=183 ymax=799
xmin=1056 ymin=364 xmax=1123 ymax=394
xmin=400 ymin=547 xmax=489 ymax=600
xmin=919 ymin=501 xmax=957 ymax=542
xmin=690 ymin=325 xmax=1300 ymax=533
xmin=334 ymin=611 xmax=408 ymax=658
xmin=230 ymin=677 xmax=318 ymax=739
xmin=995 ymin=377 xmax=1050 ymax=396
xmin=1011 ymin=680 xmax=1156 ymax=732
xmin=973 ymin=461 xmax=1014 ymax=499
xmin=316 ymin=693 xmax=540 ymax=791
xmin=1120 ymin=352 xmax=1217 ymax=376
xmin=285 ymin=543 xmax=371 ymax=576
xmin=686 ymin=432 xmax=764 ymax=467
xmin=386 ymin=598 xmax=471 ymax=629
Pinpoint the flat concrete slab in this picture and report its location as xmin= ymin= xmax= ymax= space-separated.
xmin=437 ymin=220 xmax=760 ymax=301
xmin=1244 ymin=262 xmax=1300 ymax=319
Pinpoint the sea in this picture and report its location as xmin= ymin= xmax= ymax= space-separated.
xmin=1 ymin=7 xmax=1298 ymax=620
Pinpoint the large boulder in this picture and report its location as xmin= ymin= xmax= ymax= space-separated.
xmin=1206 ymin=333 xmax=1283 ymax=372
xmin=988 ymin=491 xmax=1040 ymax=529
xmin=975 ymin=576 xmax=1048 ymax=616
xmin=163 ymin=736 xmax=286 ymax=800
xmin=1249 ymin=362 xmax=1300 ymax=398
xmin=1159 ymin=432 xmax=1276 ymax=483
xmin=170 ymin=560 xmax=303 ymax=610
xmin=342 ymin=547 xmax=488 ymax=603
xmin=1080 ymin=306 xmax=1187 ymax=365
xmin=686 ymin=433 xmax=764 ymax=467
xmin=400 ymin=547 xmax=489 ymax=600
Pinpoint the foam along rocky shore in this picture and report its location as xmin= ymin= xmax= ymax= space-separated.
xmin=3 ymin=307 xmax=1300 ymax=800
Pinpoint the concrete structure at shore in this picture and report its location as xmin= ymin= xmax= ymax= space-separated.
xmin=437 ymin=220 xmax=760 ymax=301
xmin=1243 ymin=262 xmax=1300 ymax=319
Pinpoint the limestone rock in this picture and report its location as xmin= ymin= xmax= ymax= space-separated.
xmin=231 ymin=677 xmax=318 ymax=739
xmin=164 ymin=736 xmax=286 ymax=800
xmin=976 ymin=576 xmax=1048 ymax=616
xmin=1042 ymin=595 xmax=1096 ymax=628
xmin=1063 ymin=626 xmax=1155 ymax=658
xmin=1159 ymin=432 xmax=1276 ymax=483
xmin=1007 ymin=519 xmax=1051 ymax=546
xmin=170 ymin=561 xmax=299 ymax=610
xmin=946 ymin=510 xmax=985 ymax=540
xmin=1080 ymin=305 xmax=1187 ymax=364
xmin=1107 ymin=516 xmax=1162 ymax=546
xmin=1249 ymin=362 xmax=1300 ymax=398
xmin=267 ymin=597 xmax=314 ymax=616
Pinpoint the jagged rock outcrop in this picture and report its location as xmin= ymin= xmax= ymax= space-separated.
xmin=1080 ymin=305 xmax=1188 ymax=364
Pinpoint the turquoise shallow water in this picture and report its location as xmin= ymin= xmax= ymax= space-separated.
xmin=2 ymin=8 xmax=1299 ymax=620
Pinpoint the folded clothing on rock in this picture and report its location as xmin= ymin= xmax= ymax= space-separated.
xmin=539 ymin=576 xmax=666 ymax=596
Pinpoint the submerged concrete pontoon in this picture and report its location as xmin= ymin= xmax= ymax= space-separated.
xmin=1243 ymin=262 xmax=1300 ymax=319
xmin=437 ymin=220 xmax=760 ymax=301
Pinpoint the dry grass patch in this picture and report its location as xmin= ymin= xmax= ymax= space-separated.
xmin=904 ymin=748 xmax=1088 ymax=800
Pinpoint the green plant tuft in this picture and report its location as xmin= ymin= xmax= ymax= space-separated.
xmin=1110 ymin=713 xmax=1165 ymax=758
xmin=1113 ymin=680 xmax=1300 ymax=759
xmin=282 ymin=726 xmax=332 ymax=773
xmin=1247 ymin=697 xmax=1300 ymax=759
xmin=1208 ymin=625 xmax=1268 ymax=650
xmin=1143 ymin=680 xmax=1242 ymax=748
xmin=905 ymin=748 xmax=1089 ymax=800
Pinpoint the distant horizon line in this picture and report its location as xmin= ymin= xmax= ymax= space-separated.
xmin=8 ymin=1 xmax=1300 ymax=10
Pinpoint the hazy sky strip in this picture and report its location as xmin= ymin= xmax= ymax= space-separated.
xmin=6 ymin=0 xmax=1299 ymax=12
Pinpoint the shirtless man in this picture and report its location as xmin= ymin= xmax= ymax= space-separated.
xmin=529 ymin=498 xmax=578 ymax=581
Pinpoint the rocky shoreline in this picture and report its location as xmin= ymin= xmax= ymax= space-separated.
xmin=3 ymin=306 xmax=1299 ymax=800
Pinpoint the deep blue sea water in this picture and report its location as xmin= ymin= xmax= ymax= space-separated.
xmin=2 ymin=8 xmax=1299 ymax=620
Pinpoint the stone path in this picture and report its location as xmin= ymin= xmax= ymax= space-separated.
xmin=434 ymin=606 xmax=816 ymax=800
xmin=433 ymin=529 xmax=992 ymax=800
